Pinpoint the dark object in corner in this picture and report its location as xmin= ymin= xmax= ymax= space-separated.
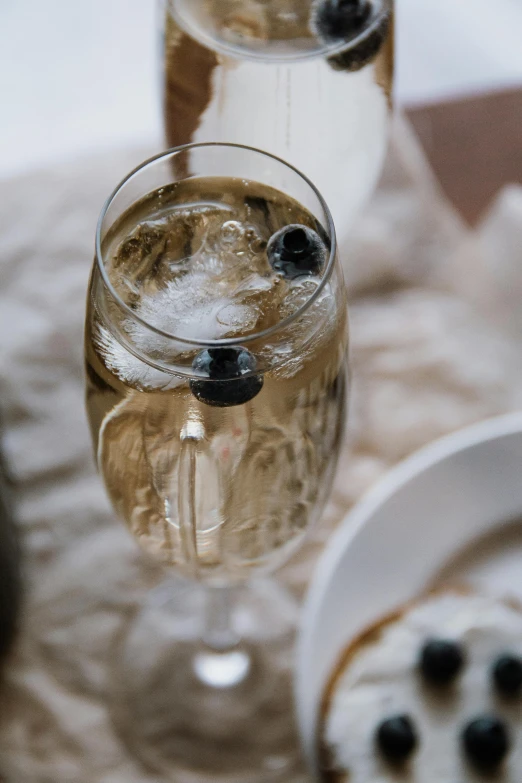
xmin=0 ymin=429 xmax=22 ymax=663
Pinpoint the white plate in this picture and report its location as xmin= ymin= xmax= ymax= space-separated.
xmin=296 ymin=412 xmax=522 ymax=775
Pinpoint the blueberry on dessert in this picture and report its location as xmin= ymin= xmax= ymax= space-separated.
xmin=376 ymin=715 xmax=418 ymax=763
xmin=492 ymin=654 xmax=522 ymax=698
xmin=419 ymin=639 xmax=465 ymax=686
xmin=462 ymin=716 xmax=510 ymax=770
xmin=267 ymin=225 xmax=327 ymax=280
xmin=190 ymin=347 xmax=263 ymax=407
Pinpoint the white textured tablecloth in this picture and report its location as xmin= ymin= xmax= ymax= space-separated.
xmin=1 ymin=121 xmax=522 ymax=782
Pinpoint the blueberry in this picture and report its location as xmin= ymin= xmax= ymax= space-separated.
xmin=492 ymin=655 xmax=522 ymax=698
xmin=376 ymin=715 xmax=418 ymax=763
xmin=313 ymin=0 xmax=372 ymax=41
xmin=419 ymin=639 xmax=465 ymax=686
xmin=190 ymin=347 xmax=263 ymax=407
xmin=462 ymin=716 xmax=510 ymax=769
xmin=326 ymin=16 xmax=390 ymax=72
xmin=267 ymin=225 xmax=327 ymax=280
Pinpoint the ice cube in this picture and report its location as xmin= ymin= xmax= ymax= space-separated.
xmin=113 ymin=221 xmax=167 ymax=271
xmin=110 ymin=203 xmax=241 ymax=305
xmin=278 ymin=276 xmax=321 ymax=320
xmin=94 ymin=324 xmax=183 ymax=391
xmin=216 ymin=303 xmax=259 ymax=331
xmin=130 ymin=269 xmax=257 ymax=344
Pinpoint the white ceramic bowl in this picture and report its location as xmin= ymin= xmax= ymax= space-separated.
xmin=296 ymin=412 xmax=522 ymax=775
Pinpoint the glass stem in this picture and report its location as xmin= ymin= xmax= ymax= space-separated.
xmin=178 ymin=415 xmax=204 ymax=577
xmin=203 ymin=585 xmax=240 ymax=652
xmin=178 ymin=412 xmax=249 ymax=685
xmin=195 ymin=586 xmax=251 ymax=687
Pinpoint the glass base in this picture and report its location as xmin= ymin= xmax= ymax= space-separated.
xmin=110 ymin=578 xmax=305 ymax=782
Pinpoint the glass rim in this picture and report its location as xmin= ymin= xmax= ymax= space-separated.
xmin=95 ymin=141 xmax=338 ymax=349
xmin=164 ymin=0 xmax=392 ymax=65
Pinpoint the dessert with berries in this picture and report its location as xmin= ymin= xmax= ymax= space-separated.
xmin=321 ymin=590 xmax=522 ymax=781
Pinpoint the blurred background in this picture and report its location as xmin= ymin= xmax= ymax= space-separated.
xmin=2 ymin=0 xmax=522 ymax=178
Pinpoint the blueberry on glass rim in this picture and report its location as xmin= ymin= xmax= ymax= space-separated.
xmin=190 ymin=347 xmax=263 ymax=408
xmin=419 ymin=639 xmax=465 ymax=686
xmin=266 ymin=225 xmax=327 ymax=280
xmin=313 ymin=0 xmax=372 ymax=41
xmin=376 ymin=715 xmax=418 ymax=763
xmin=462 ymin=716 xmax=510 ymax=770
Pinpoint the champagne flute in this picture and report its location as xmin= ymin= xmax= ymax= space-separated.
xmin=159 ymin=0 xmax=394 ymax=273
xmin=85 ymin=142 xmax=348 ymax=781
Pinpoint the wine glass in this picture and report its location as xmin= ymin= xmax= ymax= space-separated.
xmin=85 ymin=142 xmax=348 ymax=781
xmin=159 ymin=0 xmax=394 ymax=274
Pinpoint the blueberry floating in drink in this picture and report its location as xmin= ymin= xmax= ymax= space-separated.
xmin=492 ymin=654 xmax=522 ymax=698
xmin=314 ymin=0 xmax=372 ymax=41
xmin=376 ymin=715 xmax=418 ymax=763
xmin=190 ymin=347 xmax=263 ymax=407
xmin=267 ymin=225 xmax=327 ymax=280
xmin=462 ymin=716 xmax=510 ymax=770
xmin=419 ymin=639 xmax=465 ymax=686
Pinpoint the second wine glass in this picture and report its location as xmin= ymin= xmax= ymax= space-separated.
xmin=159 ymin=0 xmax=394 ymax=270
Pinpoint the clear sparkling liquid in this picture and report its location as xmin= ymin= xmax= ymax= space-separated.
xmin=85 ymin=177 xmax=347 ymax=583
